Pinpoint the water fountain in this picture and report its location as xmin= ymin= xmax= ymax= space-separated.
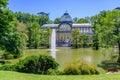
xmin=51 ymin=29 xmax=56 ymax=58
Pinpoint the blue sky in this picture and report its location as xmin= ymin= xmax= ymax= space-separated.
xmin=8 ymin=0 xmax=120 ymax=20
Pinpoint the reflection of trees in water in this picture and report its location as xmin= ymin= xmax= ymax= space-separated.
xmin=100 ymin=48 xmax=118 ymax=61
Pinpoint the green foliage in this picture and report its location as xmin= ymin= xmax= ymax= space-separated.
xmin=0 ymin=64 xmax=15 ymax=71
xmin=54 ymin=18 xmax=60 ymax=24
xmin=73 ymin=17 xmax=79 ymax=23
xmin=0 ymin=60 xmax=10 ymax=65
xmin=0 ymin=2 xmax=25 ymax=57
xmin=47 ymin=69 xmax=64 ymax=75
xmin=82 ymin=34 xmax=89 ymax=48
xmin=27 ymin=22 xmax=41 ymax=48
xmin=63 ymin=59 xmax=99 ymax=75
xmin=40 ymin=27 xmax=51 ymax=48
xmin=15 ymin=55 xmax=59 ymax=74
xmin=92 ymin=35 xmax=99 ymax=50
xmin=2 ymin=33 xmax=25 ymax=57
xmin=1 ymin=54 xmax=14 ymax=60
xmin=72 ymin=29 xmax=90 ymax=48
xmin=0 ymin=0 xmax=8 ymax=9
xmin=15 ymin=55 xmax=38 ymax=73
xmin=37 ymin=15 xmax=49 ymax=26
xmin=98 ymin=60 xmax=118 ymax=70
xmin=91 ymin=10 xmax=120 ymax=61
xmin=77 ymin=18 xmax=88 ymax=23
xmin=72 ymin=28 xmax=80 ymax=48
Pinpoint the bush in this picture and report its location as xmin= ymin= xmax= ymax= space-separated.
xmin=0 ymin=60 xmax=11 ymax=65
xmin=15 ymin=55 xmax=59 ymax=74
xmin=98 ymin=60 xmax=118 ymax=70
xmin=15 ymin=55 xmax=38 ymax=73
xmin=47 ymin=69 xmax=64 ymax=75
xmin=0 ymin=64 xmax=15 ymax=71
xmin=1 ymin=54 xmax=14 ymax=60
xmin=63 ymin=59 xmax=99 ymax=75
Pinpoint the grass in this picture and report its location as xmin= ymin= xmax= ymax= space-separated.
xmin=0 ymin=71 xmax=120 ymax=80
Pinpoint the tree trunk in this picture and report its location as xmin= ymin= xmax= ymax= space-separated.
xmin=118 ymin=43 xmax=120 ymax=56
xmin=117 ymin=41 xmax=120 ymax=63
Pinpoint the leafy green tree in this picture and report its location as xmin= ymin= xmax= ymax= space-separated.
xmin=54 ymin=18 xmax=60 ymax=24
xmin=0 ymin=0 xmax=8 ymax=9
xmin=72 ymin=28 xmax=80 ymax=48
xmin=40 ymin=27 xmax=51 ymax=48
xmin=92 ymin=10 xmax=120 ymax=62
xmin=27 ymin=22 xmax=41 ymax=49
xmin=91 ymin=16 xmax=100 ymax=50
xmin=73 ymin=17 xmax=79 ymax=23
xmin=92 ymin=34 xmax=99 ymax=50
xmin=77 ymin=18 xmax=88 ymax=23
xmin=32 ymin=22 xmax=41 ymax=48
xmin=0 ymin=0 xmax=28 ymax=57
xmin=82 ymin=34 xmax=89 ymax=48
xmin=2 ymin=33 xmax=26 ymax=57
xmin=37 ymin=15 xmax=49 ymax=26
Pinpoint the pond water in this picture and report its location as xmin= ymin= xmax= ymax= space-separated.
xmin=50 ymin=47 xmax=118 ymax=67
xmin=24 ymin=47 xmax=118 ymax=68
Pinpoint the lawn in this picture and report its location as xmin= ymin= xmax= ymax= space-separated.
xmin=0 ymin=71 xmax=120 ymax=80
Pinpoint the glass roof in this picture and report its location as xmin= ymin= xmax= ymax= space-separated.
xmin=60 ymin=13 xmax=72 ymax=22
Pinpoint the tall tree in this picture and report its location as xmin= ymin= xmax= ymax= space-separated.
xmin=0 ymin=0 xmax=14 ymax=49
xmin=27 ymin=22 xmax=41 ymax=49
xmin=37 ymin=15 xmax=49 ymax=26
xmin=0 ymin=0 xmax=25 ymax=57
xmin=93 ymin=10 xmax=120 ymax=62
xmin=0 ymin=0 xmax=8 ymax=9
xmin=82 ymin=34 xmax=89 ymax=48
xmin=40 ymin=27 xmax=51 ymax=48
xmin=72 ymin=28 xmax=80 ymax=48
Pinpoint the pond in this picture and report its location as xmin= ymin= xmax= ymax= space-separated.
xmin=24 ymin=47 xmax=118 ymax=68
xmin=50 ymin=47 xmax=118 ymax=67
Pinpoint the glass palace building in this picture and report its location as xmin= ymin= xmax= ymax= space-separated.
xmin=41 ymin=12 xmax=93 ymax=47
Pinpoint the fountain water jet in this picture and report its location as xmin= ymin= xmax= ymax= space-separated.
xmin=51 ymin=29 xmax=56 ymax=58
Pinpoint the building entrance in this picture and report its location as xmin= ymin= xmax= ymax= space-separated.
xmin=56 ymin=32 xmax=71 ymax=47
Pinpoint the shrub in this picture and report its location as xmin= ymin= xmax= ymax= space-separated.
xmin=98 ymin=60 xmax=118 ymax=70
xmin=15 ymin=55 xmax=59 ymax=74
xmin=63 ymin=59 xmax=99 ymax=75
xmin=15 ymin=55 xmax=38 ymax=73
xmin=47 ymin=69 xmax=64 ymax=75
xmin=0 ymin=64 xmax=15 ymax=71
xmin=1 ymin=54 xmax=14 ymax=60
xmin=64 ymin=62 xmax=80 ymax=75
xmin=36 ymin=55 xmax=59 ymax=74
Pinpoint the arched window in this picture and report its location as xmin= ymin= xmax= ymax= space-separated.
xmin=59 ymin=23 xmax=71 ymax=32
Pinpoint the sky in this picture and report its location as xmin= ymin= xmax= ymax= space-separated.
xmin=8 ymin=0 xmax=120 ymax=20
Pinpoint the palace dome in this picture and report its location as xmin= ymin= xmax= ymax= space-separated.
xmin=60 ymin=12 xmax=73 ymax=22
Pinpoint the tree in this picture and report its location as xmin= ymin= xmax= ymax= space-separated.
xmin=91 ymin=16 xmax=100 ymax=50
xmin=77 ymin=18 xmax=88 ymax=23
xmin=0 ymin=0 xmax=26 ymax=57
xmin=82 ymin=34 xmax=89 ymax=48
xmin=27 ymin=22 xmax=41 ymax=49
xmin=0 ymin=0 xmax=15 ymax=50
xmin=92 ymin=10 xmax=120 ymax=62
xmin=0 ymin=0 xmax=8 ymax=9
xmin=2 ymin=33 xmax=26 ymax=57
xmin=73 ymin=17 xmax=79 ymax=23
xmin=72 ymin=28 xmax=80 ymax=48
xmin=54 ymin=18 xmax=60 ymax=24
xmin=40 ymin=27 xmax=51 ymax=48
xmin=37 ymin=15 xmax=50 ymax=26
